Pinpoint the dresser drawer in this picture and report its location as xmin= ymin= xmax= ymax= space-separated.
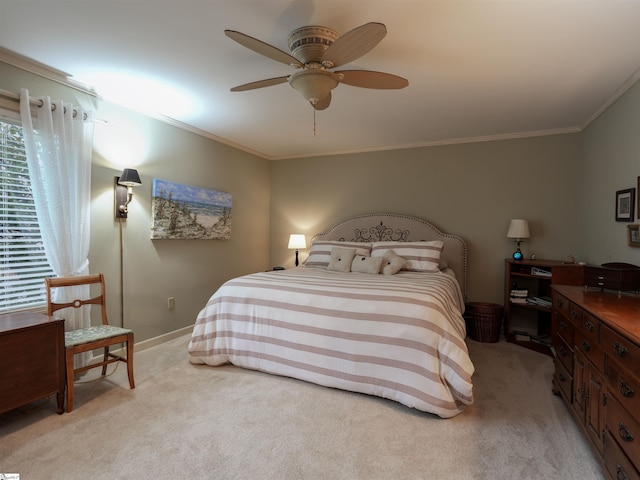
xmin=576 ymin=309 xmax=600 ymax=344
xmin=575 ymin=330 xmax=605 ymax=372
xmin=556 ymin=313 xmax=575 ymax=348
xmin=552 ymin=292 xmax=570 ymax=318
xmin=606 ymin=358 xmax=640 ymax=421
xmin=607 ymin=394 xmax=640 ymax=470
xmin=603 ymin=325 xmax=640 ymax=371
xmin=554 ymin=332 xmax=573 ymax=374
xmin=553 ymin=356 xmax=572 ymax=403
xmin=604 ymin=429 xmax=640 ymax=480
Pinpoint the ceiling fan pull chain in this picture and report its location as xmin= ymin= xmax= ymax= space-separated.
xmin=313 ymin=108 xmax=316 ymax=136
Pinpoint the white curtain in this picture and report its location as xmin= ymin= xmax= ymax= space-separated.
xmin=20 ymin=89 xmax=94 ymax=361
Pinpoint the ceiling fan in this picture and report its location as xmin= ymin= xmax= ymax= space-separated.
xmin=225 ymin=22 xmax=409 ymax=110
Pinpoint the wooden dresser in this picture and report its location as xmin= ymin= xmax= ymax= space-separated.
xmin=0 ymin=312 xmax=65 ymax=415
xmin=551 ymin=285 xmax=640 ymax=479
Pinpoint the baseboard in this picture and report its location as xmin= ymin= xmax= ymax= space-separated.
xmin=103 ymin=325 xmax=193 ymax=359
xmin=132 ymin=325 xmax=194 ymax=353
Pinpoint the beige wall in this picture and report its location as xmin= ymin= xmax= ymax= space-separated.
xmin=1 ymin=62 xmax=271 ymax=343
xmin=581 ymin=80 xmax=640 ymax=266
xmin=3 ymin=57 xmax=639 ymax=341
xmin=269 ymin=135 xmax=583 ymax=304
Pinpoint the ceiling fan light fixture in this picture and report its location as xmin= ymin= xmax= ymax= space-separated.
xmin=226 ymin=22 xmax=407 ymax=111
xmin=288 ymin=70 xmax=340 ymax=104
xmin=288 ymin=26 xmax=338 ymax=63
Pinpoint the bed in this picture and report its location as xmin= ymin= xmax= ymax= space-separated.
xmin=188 ymin=213 xmax=474 ymax=418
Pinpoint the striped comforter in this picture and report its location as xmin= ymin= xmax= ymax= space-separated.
xmin=188 ymin=267 xmax=475 ymax=418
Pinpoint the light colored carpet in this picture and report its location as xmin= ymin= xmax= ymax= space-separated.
xmin=0 ymin=335 xmax=605 ymax=480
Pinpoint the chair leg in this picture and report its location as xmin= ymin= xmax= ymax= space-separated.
xmin=126 ymin=333 xmax=135 ymax=389
xmin=65 ymin=348 xmax=75 ymax=413
xmin=102 ymin=346 xmax=109 ymax=376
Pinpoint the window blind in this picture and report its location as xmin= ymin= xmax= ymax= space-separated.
xmin=0 ymin=118 xmax=55 ymax=313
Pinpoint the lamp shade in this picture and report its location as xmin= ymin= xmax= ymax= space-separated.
xmin=288 ymin=234 xmax=307 ymax=250
xmin=118 ymin=168 xmax=142 ymax=187
xmin=507 ymin=219 xmax=530 ymax=239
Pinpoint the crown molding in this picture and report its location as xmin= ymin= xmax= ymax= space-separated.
xmin=0 ymin=47 xmax=97 ymax=97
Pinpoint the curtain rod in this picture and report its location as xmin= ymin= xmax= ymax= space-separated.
xmin=0 ymin=88 xmax=107 ymax=124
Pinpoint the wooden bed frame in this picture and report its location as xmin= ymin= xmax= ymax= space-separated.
xmin=312 ymin=213 xmax=468 ymax=300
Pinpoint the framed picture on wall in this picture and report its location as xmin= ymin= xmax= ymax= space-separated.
xmin=150 ymin=179 xmax=232 ymax=240
xmin=615 ymin=188 xmax=635 ymax=222
xmin=627 ymin=224 xmax=640 ymax=247
xmin=638 ymin=177 xmax=640 ymax=218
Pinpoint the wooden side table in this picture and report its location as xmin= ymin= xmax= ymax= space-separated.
xmin=0 ymin=312 xmax=66 ymax=415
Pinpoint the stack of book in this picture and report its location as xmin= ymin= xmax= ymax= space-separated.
xmin=527 ymin=296 xmax=552 ymax=308
xmin=531 ymin=267 xmax=552 ymax=277
xmin=511 ymin=331 xmax=552 ymax=346
xmin=510 ymin=289 xmax=528 ymax=304
xmin=512 ymin=330 xmax=531 ymax=341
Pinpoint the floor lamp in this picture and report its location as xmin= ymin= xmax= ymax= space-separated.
xmin=114 ymin=169 xmax=142 ymax=328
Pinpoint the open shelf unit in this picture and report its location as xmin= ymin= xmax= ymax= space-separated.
xmin=504 ymin=259 xmax=583 ymax=355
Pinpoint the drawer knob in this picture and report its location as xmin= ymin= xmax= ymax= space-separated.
xmin=559 ymin=321 xmax=568 ymax=331
xmin=585 ymin=320 xmax=594 ymax=332
xmin=582 ymin=339 xmax=591 ymax=352
xmin=618 ymin=422 xmax=634 ymax=443
xmin=620 ymin=380 xmax=635 ymax=398
xmin=613 ymin=341 xmax=629 ymax=358
xmin=616 ymin=464 xmax=629 ymax=480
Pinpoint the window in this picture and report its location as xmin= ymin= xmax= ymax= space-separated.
xmin=0 ymin=116 xmax=55 ymax=313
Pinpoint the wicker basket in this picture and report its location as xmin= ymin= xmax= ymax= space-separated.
xmin=464 ymin=302 xmax=503 ymax=343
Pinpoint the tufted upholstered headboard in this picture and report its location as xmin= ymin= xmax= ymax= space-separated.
xmin=312 ymin=213 xmax=468 ymax=300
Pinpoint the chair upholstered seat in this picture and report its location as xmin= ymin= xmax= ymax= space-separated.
xmin=65 ymin=325 xmax=133 ymax=347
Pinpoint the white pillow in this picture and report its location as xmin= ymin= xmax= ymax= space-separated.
xmin=303 ymin=241 xmax=371 ymax=269
xmin=351 ymin=255 xmax=383 ymax=274
xmin=380 ymin=250 xmax=405 ymax=275
xmin=327 ymin=247 xmax=356 ymax=273
xmin=371 ymin=241 xmax=444 ymax=273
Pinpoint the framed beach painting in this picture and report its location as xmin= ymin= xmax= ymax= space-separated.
xmin=151 ymin=179 xmax=232 ymax=240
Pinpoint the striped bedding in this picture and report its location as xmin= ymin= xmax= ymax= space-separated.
xmin=188 ymin=267 xmax=475 ymax=418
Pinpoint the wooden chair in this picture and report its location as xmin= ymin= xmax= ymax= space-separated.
xmin=45 ymin=273 xmax=135 ymax=412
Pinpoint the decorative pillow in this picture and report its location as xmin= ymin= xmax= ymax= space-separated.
xmin=380 ymin=250 xmax=405 ymax=275
xmin=371 ymin=241 xmax=444 ymax=273
xmin=327 ymin=247 xmax=357 ymax=272
xmin=351 ymin=255 xmax=383 ymax=274
xmin=303 ymin=241 xmax=371 ymax=269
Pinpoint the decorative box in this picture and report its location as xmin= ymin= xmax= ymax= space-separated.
xmin=584 ymin=262 xmax=640 ymax=295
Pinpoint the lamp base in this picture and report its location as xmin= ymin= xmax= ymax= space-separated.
xmin=512 ymin=248 xmax=524 ymax=261
xmin=295 ymin=249 xmax=299 ymax=267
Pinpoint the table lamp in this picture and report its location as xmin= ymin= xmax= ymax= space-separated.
xmin=288 ymin=234 xmax=307 ymax=266
xmin=507 ymin=219 xmax=530 ymax=261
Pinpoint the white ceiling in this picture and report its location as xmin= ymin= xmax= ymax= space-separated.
xmin=2 ymin=0 xmax=640 ymax=160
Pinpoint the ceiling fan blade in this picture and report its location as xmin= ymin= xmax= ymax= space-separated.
xmin=322 ymin=22 xmax=387 ymax=68
xmin=225 ymin=30 xmax=302 ymax=67
xmin=311 ymin=92 xmax=331 ymax=111
xmin=230 ymin=76 xmax=290 ymax=92
xmin=337 ymin=70 xmax=409 ymax=89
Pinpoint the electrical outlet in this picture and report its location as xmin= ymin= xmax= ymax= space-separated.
xmin=168 ymin=297 xmax=175 ymax=309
